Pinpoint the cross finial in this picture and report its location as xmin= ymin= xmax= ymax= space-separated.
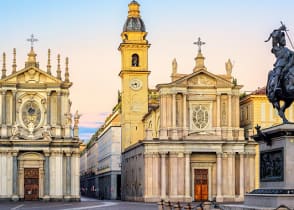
xmin=26 ymin=34 xmax=38 ymax=48
xmin=193 ymin=37 xmax=206 ymax=53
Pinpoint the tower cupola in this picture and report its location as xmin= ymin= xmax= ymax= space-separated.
xmin=123 ymin=1 xmax=145 ymax=32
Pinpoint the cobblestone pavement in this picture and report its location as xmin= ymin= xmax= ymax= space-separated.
xmin=0 ymin=197 xmax=157 ymax=210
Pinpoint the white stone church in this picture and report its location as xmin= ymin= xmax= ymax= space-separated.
xmin=0 ymin=40 xmax=81 ymax=201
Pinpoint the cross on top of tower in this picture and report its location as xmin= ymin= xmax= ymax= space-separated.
xmin=193 ymin=37 xmax=205 ymax=53
xmin=26 ymin=34 xmax=38 ymax=48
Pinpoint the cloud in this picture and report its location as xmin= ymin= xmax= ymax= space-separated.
xmin=78 ymin=112 xmax=111 ymax=142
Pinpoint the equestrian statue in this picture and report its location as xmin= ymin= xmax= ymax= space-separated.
xmin=266 ymin=22 xmax=294 ymax=123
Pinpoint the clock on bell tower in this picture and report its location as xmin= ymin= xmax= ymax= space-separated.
xmin=119 ymin=0 xmax=150 ymax=151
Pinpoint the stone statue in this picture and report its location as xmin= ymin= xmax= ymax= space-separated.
xmin=225 ymin=59 xmax=233 ymax=76
xmin=42 ymin=125 xmax=52 ymax=141
xmin=266 ymin=22 xmax=294 ymax=123
xmin=74 ymin=110 xmax=81 ymax=127
xmin=10 ymin=123 xmax=20 ymax=140
xmin=172 ymin=58 xmax=177 ymax=74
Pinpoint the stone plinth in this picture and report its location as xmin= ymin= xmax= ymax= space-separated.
xmin=244 ymin=124 xmax=294 ymax=209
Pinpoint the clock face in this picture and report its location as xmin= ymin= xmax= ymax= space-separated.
xmin=130 ymin=78 xmax=142 ymax=90
xmin=22 ymin=100 xmax=42 ymax=129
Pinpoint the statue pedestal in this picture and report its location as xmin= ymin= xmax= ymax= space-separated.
xmin=245 ymin=124 xmax=294 ymax=209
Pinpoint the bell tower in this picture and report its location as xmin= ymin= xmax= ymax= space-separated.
xmin=119 ymin=0 xmax=150 ymax=151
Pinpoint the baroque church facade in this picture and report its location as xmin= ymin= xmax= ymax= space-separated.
xmin=119 ymin=1 xmax=257 ymax=202
xmin=0 ymin=43 xmax=81 ymax=201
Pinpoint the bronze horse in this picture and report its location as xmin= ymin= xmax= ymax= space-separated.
xmin=266 ymin=23 xmax=294 ymax=123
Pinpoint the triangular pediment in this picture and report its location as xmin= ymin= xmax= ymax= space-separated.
xmin=0 ymin=66 xmax=62 ymax=85
xmin=172 ymin=70 xmax=233 ymax=88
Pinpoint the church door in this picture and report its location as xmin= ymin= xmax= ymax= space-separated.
xmin=24 ymin=168 xmax=39 ymax=200
xmin=194 ymin=169 xmax=208 ymax=201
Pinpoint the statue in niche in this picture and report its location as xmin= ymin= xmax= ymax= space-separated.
xmin=265 ymin=22 xmax=294 ymax=123
xmin=221 ymin=102 xmax=227 ymax=126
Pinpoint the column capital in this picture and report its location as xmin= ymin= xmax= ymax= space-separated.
xmin=1 ymin=90 xmax=7 ymax=95
xmin=65 ymin=151 xmax=72 ymax=157
xmin=44 ymin=151 xmax=50 ymax=157
xmin=184 ymin=151 xmax=191 ymax=156
xmin=12 ymin=151 xmax=18 ymax=157
xmin=159 ymin=152 xmax=168 ymax=157
xmin=143 ymin=152 xmax=153 ymax=158
xmin=216 ymin=152 xmax=223 ymax=158
xmin=169 ymin=152 xmax=178 ymax=158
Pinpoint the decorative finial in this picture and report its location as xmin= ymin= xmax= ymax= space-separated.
xmin=172 ymin=58 xmax=177 ymax=74
xmin=225 ymin=59 xmax=233 ymax=76
xmin=12 ymin=48 xmax=17 ymax=73
xmin=26 ymin=34 xmax=38 ymax=48
xmin=2 ymin=52 xmax=6 ymax=79
xmin=193 ymin=37 xmax=207 ymax=72
xmin=47 ymin=49 xmax=51 ymax=75
xmin=64 ymin=57 xmax=70 ymax=82
xmin=128 ymin=0 xmax=141 ymax=18
xmin=57 ymin=54 xmax=61 ymax=79
xmin=193 ymin=37 xmax=206 ymax=53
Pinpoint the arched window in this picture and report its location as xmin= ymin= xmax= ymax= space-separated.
xmin=131 ymin=54 xmax=139 ymax=67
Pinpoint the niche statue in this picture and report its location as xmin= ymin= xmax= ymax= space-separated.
xmin=266 ymin=22 xmax=294 ymax=123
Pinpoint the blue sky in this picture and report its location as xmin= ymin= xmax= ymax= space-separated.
xmin=1 ymin=0 xmax=294 ymax=142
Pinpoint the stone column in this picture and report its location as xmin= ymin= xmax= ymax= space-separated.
xmin=12 ymin=151 xmax=19 ymax=201
xmin=183 ymin=93 xmax=188 ymax=136
xmin=160 ymin=152 xmax=167 ymax=199
xmin=235 ymin=95 xmax=240 ymax=127
xmin=57 ymin=92 xmax=62 ymax=125
xmin=159 ymin=94 xmax=168 ymax=139
xmin=184 ymin=152 xmax=191 ymax=199
xmin=66 ymin=153 xmax=71 ymax=197
xmin=227 ymin=94 xmax=233 ymax=139
xmin=248 ymin=153 xmax=255 ymax=191
xmin=47 ymin=92 xmax=51 ymax=125
xmin=12 ymin=91 xmax=16 ymax=124
xmin=169 ymin=152 xmax=178 ymax=196
xmin=171 ymin=93 xmax=178 ymax=139
xmin=44 ymin=152 xmax=50 ymax=198
xmin=152 ymin=153 xmax=160 ymax=197
xmin=239 ymin=152 xmax=245 ymax=199
xmin=227 ymin=152 xmax=235 ymax=197
xmin=216 ymin=152 xmax=223 ymax=202
xmin=228 ymin=94 xmax=232 ymax=127
xmin=216 ymin=94 xmax=221 ymax=127
xmin=2 ymin=90 xmax=6 ymax=124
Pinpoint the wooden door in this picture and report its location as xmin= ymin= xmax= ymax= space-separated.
xmin=24 ymin=168 xmax=39 ymax=201
xmin=194 ymin=169 xmax=208 ymax=201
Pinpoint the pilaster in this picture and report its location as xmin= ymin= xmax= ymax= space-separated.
xmin=184 ymin=152 xmax=191 ymax=200
xmin=11 ymin=151 xmax=19 ymax=201
xmin=216 ymin=152 xmax=223 ymax=202
xmin=160 ymin=152 xmax=167 ymax=199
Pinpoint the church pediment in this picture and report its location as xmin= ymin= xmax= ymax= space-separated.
xmin=173 ymin=70 xmax=233 ymax=88
xmin=187 ymin=73 xmax=216 ymax=86
xmin=1 ymin=66 xmax=61 ymax=85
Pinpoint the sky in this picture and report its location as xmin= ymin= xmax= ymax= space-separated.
xmin=0 ymin=0 xmax=294 ymax=142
